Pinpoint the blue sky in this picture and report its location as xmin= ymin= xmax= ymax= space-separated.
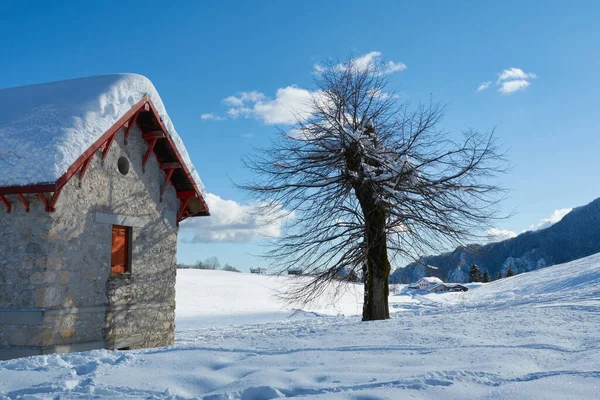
xmin=1 ymin=1 xmax=599 ymax=271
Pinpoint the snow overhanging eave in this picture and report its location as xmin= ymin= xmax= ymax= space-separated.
xmin=0 ymin=96 xmax=209 ymax=221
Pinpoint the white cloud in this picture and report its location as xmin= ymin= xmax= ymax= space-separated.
xmin=222 ymin=96 xmax=244 ymax=107
xmin=200 ymin=113 xmax=224 ymax=120
xmin=224 ymin=86 xmax=316 ymax=125
xmin=497 ymin=68 xmax=537 ymax=83
xmin=353 ymin=51 xmax=382 ymax=71
xmin=496 ymin=67 xmax=536 ymax=94
xmin=498 ymin=79 xmax=531 ymax=94
xmin=485 ymin=227 xmax=517 ymax=243
xmin=180 ymin=193 xmax=291 ymax=243
xmin=226 ymin=106 xmax=253 ymax=119
xmin=477 ymin=81 xmax=491 ymax=92
xmin=384 ymin=60 xmax=407 ymax=73
xmin=529 ymin=208 xmax=572 ymax=231
xmin=485 ymin=208 xmax=572 ymax=243
xmin=241 ymin=91 xmax=267 ymax=102
xmin=252 ymin=86 xmax=314 ymax=124
xmin=313 ymin=63 xmax=327 ymax=74
xmin=223 ymin=91 xmax=266 ymax=107
xmin=208 ymin=51 xmax=404 ymax=125
xmin=477 ymin=67 xmax=537 ymax=95
xmin=315 ymin=51 xmax=406 ymax=75
xmin=484 ymin=208 xmax=572 ymax=244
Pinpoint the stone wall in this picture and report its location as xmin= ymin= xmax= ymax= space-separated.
xmin=0 ymin=124 xmax=180 ymax=358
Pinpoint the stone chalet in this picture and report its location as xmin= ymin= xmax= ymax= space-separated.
xmin=0 ymin=74 xmax=209 ymax=360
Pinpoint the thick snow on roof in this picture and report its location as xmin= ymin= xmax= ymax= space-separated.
xmin=0 ymin=74 xmax=206 ymax=195
xmin=418 ymin=276 xmax=443 ymax=284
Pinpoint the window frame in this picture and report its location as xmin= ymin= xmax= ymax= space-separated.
xmin=110 ymin=224 xmax=133 ymax=277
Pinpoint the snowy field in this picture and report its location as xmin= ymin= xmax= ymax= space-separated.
xmin=2 ymin=256 xmax=600 ymax=399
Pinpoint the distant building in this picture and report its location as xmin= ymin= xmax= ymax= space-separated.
xmin=287 ymin=267 xmax=304 ymax=275
xmin=417 ymin=277 xmax=443 ymax=291
xmin=427 ymin=283 xmax=469 ymax=293
xmin=250 ymin=267 xmax=268 ymax=275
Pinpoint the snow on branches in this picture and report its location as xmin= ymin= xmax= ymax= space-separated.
xmin=241 ymin=56 xmax=506 ymax=320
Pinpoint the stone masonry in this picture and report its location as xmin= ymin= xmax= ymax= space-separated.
xmin=0 ymin=124 xmax=179 ymax=359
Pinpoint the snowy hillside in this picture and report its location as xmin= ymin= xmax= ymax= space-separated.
xmin=392 ymin=196 xmax=600 ymax=283
xmin=2 ymin=256 xmax=600 ymax=399
xmin=176 ymin=270 xmax=364 ymax=330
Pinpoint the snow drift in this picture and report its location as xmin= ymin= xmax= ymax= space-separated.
xmin=1 ymin=253 xmax=599 ymax=399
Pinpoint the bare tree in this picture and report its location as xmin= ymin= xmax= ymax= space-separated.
xmin=241 ymin=57 xmax=505 ymax=321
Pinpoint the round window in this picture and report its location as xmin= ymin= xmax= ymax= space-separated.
xmin=117 ymin=156 xmax=130 ymax=176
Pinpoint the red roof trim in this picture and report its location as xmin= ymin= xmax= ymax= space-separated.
xmin=145 ymin=98 xmax=209 ymax=215
xmin=54 ymin=97 xmax=150 ymax=192
xmin=0 ymin=184 xmax=56 ymax=195
xmin=0 ymin=96 xmax=209 ymax=216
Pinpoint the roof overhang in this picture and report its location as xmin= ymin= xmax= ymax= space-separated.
xmin=0 ymin=96 xmax=209 ymax=222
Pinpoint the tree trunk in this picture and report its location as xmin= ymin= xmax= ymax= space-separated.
xmin=345 ymin=142 xmax=391 ymax=321
xmin=360 ymin=200 xmax=391 ymax=321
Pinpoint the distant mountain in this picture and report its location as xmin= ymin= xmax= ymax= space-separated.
xmin=390 ymin=197 xmax=600 ymax=283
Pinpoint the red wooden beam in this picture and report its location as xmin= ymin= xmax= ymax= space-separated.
xmin=176 ymin=190 xmax=197 ymax=199
xmin=17 ymin=193 xmax=30 ymax=212
xmin=123 ymin=110 xmax=141 ymax=144
xmin=160 ymin=168 xmax=175 ymax=200
xmin=36 ymin=192 xmax=56 ymax=212
xmin=179 ymin=209 xmax=193 ymax=224
xmin=101 ymin=131 xmax=118 ymax=161
xmin=79 ymin=153 xmax=94 ymax=183
xmin=145 ymin=99 xmax=210 ymax=215
xmin=177 ymin=196 xmax=192 ymax=223
xmin=160 ymin=162 xmax=181 ymax=170
xmin=38 ymin=192 xmax=49 ymax=209
xmin=0 ymin=184 xmax=56 ymax=195
xmin=0 ymin=195 xmax=10 ymax=213
xmin=54 ymin=96 xmax=150 ymax=193
xmin=48 ymin=187 xmax=63 ymax=211
xmin=0 ymin=95 xmax=211 ymax=217
xmin=142 ymin=130 xmax=165 ymax=140
xmin=142 ymin=138 xmax=158 ymax=169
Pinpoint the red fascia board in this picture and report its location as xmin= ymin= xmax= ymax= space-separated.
xmin=0 ymin=184 xmax=56 ymax=195
xmin=54 ymin=96 xmax=150 ymax=192
xmin=0 ymin=95 xmax=209 ymax=217
xmin=145 ymin=99 xmax=209 ymax=214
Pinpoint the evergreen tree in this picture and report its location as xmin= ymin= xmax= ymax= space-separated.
xmin=506 ymin=264 xmax=515 ymax=277
xmin=482 ymin=270 xmax=490 ymax=283
xmin=469 ymin=263 xmax=482 ymax=282
xmin=496 ymin=271 xmax=503 ymax=280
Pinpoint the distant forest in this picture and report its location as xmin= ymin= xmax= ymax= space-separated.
xmin=177 ymin=256 xmax=241 ymax=273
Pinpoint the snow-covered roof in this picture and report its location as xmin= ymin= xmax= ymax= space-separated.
xmin=427 ymin=283 xmax=445 ymax=291
xmin=444 ymin=283 xmax=467 ymax=288
xmin=418 ymin=277 xmax=443 ymax=284
xmin=0 ymin=74 xmax=206 ymax=196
